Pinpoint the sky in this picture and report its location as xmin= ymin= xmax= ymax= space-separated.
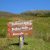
xmin=0 ymin=0 xmax=50 ymax=14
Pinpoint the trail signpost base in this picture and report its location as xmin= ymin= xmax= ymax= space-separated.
xmin=19 ymin=32 xmax=24 ymax=49
xmin=19 ymin=35 xmax=24 ymax=49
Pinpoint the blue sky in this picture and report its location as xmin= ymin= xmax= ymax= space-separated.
xmin=0 ymin=0 xmax=50 ymax=14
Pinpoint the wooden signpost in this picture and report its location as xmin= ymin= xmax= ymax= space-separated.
xmin=7 ymin=20 xmax=32 ymax=49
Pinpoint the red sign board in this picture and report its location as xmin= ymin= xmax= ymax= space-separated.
xmin=7 ymin=20 xmax=32 ymax=37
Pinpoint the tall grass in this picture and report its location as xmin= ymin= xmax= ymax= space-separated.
xmin=0 ymin=16 xmax=50 ymax=50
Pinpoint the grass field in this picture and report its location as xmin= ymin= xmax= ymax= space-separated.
xmin=0 ymin=37 xmax=50 ymax=50
xmin=0 ymin=17 xmax=50 ymax=50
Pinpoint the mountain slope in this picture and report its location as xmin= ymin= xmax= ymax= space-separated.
xmin=21 ymin=10 xmax=50 ymax=17
xmin=0 ymin=10 xmax=50 ymax=17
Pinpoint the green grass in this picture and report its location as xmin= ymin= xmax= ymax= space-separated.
xmin=0 ymin=37 xmax=50 ymax=50
xmin=33 ymin=17 xmax=50 ymax=40
xmin=0 ymin=17 xmax=7 ymax=37
xmin=0 ymin=17 xmax=50 ymax=50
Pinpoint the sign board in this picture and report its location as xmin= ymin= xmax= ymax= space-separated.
xmin=7 ymin=20 xmax=32 ymax=37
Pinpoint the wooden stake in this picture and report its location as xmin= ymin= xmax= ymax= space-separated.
xmin=19 ymin=35 xmax=24 ymax=49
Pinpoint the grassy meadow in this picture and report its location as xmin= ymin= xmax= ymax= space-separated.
xmin=0 ymin=11 xmax=50 ymax=50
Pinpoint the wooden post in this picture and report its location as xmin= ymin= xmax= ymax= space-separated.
xmin=19 ymin=32 xmax=24 ymax=49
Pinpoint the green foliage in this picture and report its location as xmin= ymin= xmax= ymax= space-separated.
xmin=0 ymin=37 xmax=50 ymax=50
xmin=0 ymin=11 xmax=50 ymax=50
xmin=0 ymin=17 xmax=7 ymax=37
xmin=33 ymin=17 xmax=50 ymax=41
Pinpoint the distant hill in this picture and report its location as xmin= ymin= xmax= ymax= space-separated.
xmin=0 ymin=11 xmax=18 ymax=17
xmin=0 ymin=10 xmax=50 ymax=17
xmin=21 ymin=10 xmax=50 ymax=17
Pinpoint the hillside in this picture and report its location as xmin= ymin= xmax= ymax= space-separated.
xmin=0 ymin=10 xmax=50 ymax=17
xmin=0 ymin=10 xmax=50 ymax=50
xmin=0 ymin=10 xmax=50 ymax=38
xmin=21 ymin=10 xmax=50 ymax=17
xmin=0 ymin=11 xmax=18 ymax=18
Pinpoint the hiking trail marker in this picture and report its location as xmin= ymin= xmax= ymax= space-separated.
xmin=7 ymin=20 xmax=32 ymax=49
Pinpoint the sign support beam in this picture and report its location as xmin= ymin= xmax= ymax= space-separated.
xmin=19 ymin=32 xmax=24 ymax=49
